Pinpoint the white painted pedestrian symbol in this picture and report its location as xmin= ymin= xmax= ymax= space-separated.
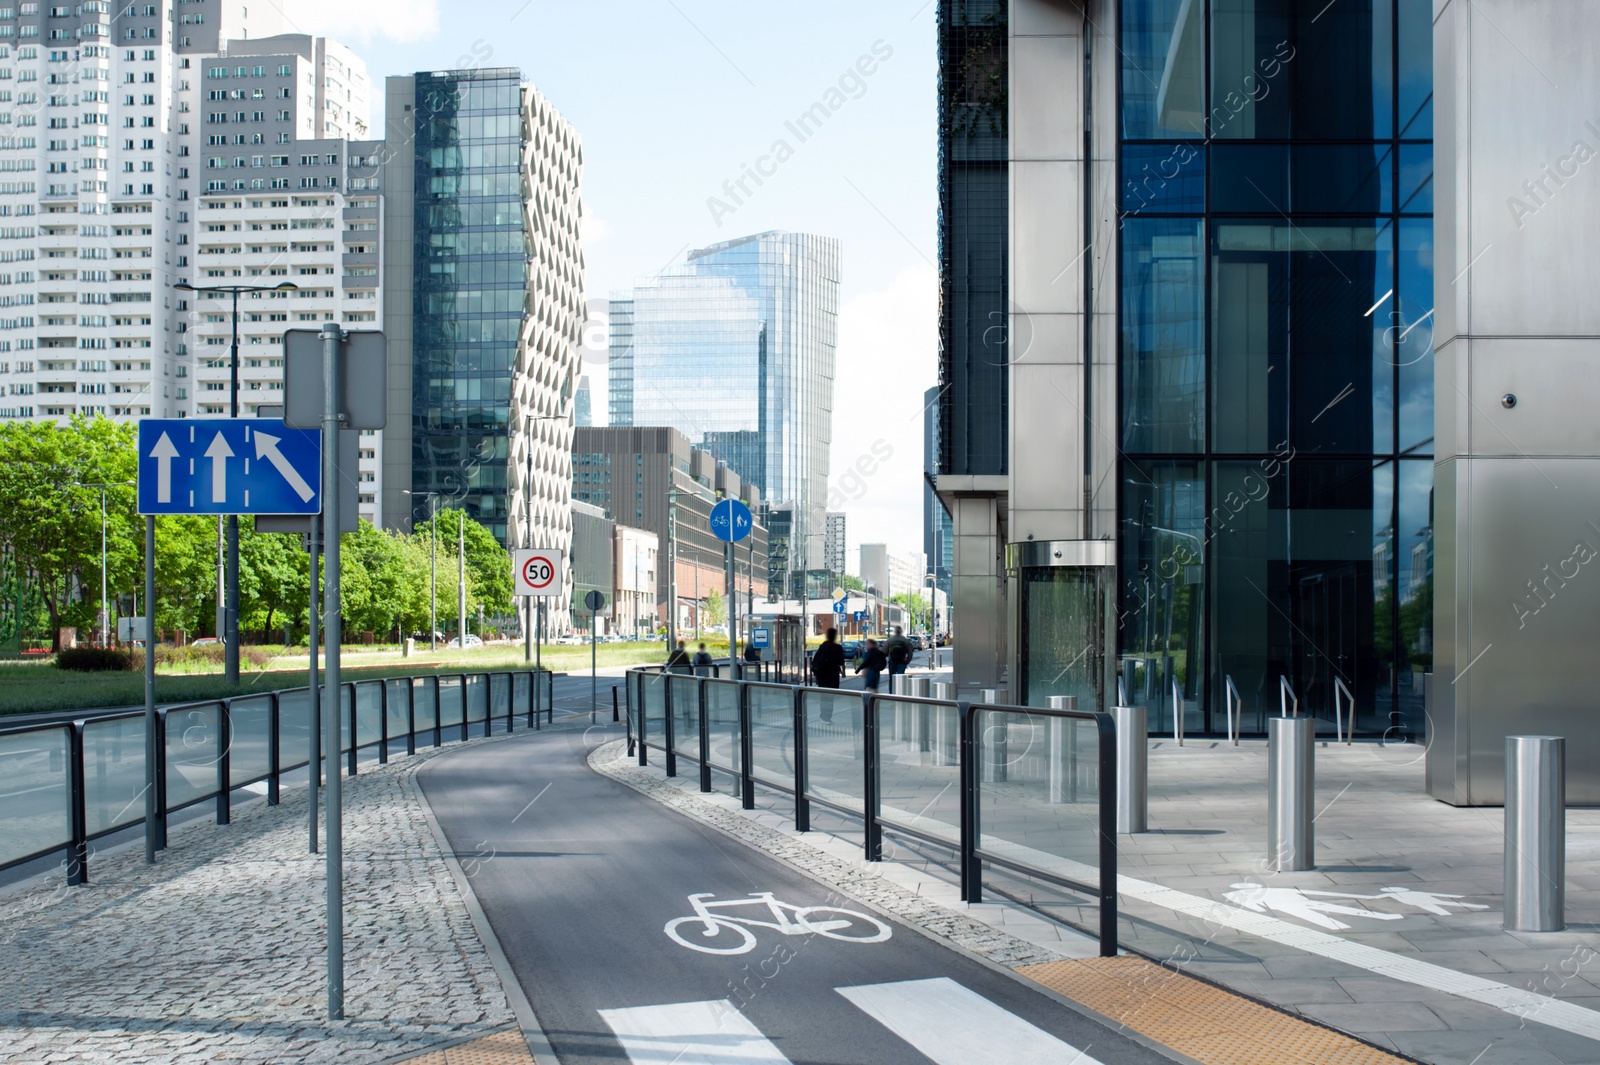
xmin=1225 ymin=883 xmax=1405 ymax=931
xmin=665 ymin=892 xmax=891 ymax=955
xmin=1375 ymin=886 xmax=1488 ymax=916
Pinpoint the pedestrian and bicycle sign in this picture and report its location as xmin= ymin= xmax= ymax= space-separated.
xmin=514 ymin=549 xmax=565 ymax=597
xmin=709 ymin=498 xmax=753 ymax=544
xmin=137 ymin=418 xmax=321 ymax=516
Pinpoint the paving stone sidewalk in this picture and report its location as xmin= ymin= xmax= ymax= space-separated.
xmin=0 ymin=744 xmax=513 ymax=1065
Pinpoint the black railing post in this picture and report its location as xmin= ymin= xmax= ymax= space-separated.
xmin=1096 ymin=710 xmax=1119 ymax=958
xmin=432 ymin=674 xmax=444 ymax=741
xmin=612 ymin=684 xmax=620 ymax=723
xmin=664 ymin=678 xmax=678 ymax=778
xmin=484 ymin=675 xmax=494 ymax=738
xmin=698 ymin=679 xmax=712 ymax=793
xmin=504 ymin=674 xmax=514 ymax=734
xmin=863 ymin=691 xmax=881 ymax=861
xmin=406 ymin=679 xmax=417 ymax=757
xmin=793 ymin=686 xmax=810 ymax=833
xmin=216 ymin=701 xmax=232 ymax=825
xmin=378 ymin=681 xmax=390 ymax=764
xmin=154 ymin=709 xmax=169 ymax=850
xmin=67 ymin=722 xmax=88 ymax=886
xmin=546 ymin=670 xmax=554 ymax=726
xmin=459 ymin=673 xmax=470 ymax=743
xmin=739 ymin=683 xmax=754 ymax=810
xmin=267 ymin=693 xmax=281 ymax=806
xmin=346 ymin=684 xmax=358 ymax=777
xmin=959 ymin=701 xmax=980 ymax=902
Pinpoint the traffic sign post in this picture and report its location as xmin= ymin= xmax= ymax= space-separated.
xmin=585 ymin=589 xmax=606 ymax=724
xmin=513 ymin=549 xmax=565 ymax=724
xmin=710 ymin=499 xmax=752 ymax=679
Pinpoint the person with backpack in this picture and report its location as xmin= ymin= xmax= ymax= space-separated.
xmin=855 ymin=637 xmax=889 ymax=693
xmin=810 ymin=627 xmax=845 ymax=689
xmin=884 ymin=626 xmax=913 ymax=677
xmin=665 ymin=639 xmax=692 ymax=674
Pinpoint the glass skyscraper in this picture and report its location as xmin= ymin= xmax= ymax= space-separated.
xmin=616 ymin=231 xmax=840 ymax=586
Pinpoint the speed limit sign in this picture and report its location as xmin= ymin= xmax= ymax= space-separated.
xmin=513 ymin=549 xmax=565 ymax=597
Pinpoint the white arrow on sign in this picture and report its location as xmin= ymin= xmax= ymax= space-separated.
xmin=254 ymin=431 xmax=315 ymax=502
xmin=149 ymin=431 xmax=179 ymax=503
xmin=205 ymin=432 xmax=233 ymax=503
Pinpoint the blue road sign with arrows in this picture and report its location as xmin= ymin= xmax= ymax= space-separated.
xmin=137 ymin=418 xmax=322 ymax=516
xmin=709 ymin=498 xmax=754 ymax=544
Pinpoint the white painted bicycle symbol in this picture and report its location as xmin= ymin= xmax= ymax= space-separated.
xmin=664 ymin=892 xmax=892 ymax=955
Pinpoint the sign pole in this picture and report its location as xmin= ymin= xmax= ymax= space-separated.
xmin=320 ymin=322 xmax=344 ymax=1021
xmin=591 ymin=607 xmax=597 ymax=724
xmin=308 ymin=512 xmax=319 ymax=854
xmin=726 ymin=539 xmax=738 ymax=681
xmin=143 ymin=515 xmax=156 ymax=864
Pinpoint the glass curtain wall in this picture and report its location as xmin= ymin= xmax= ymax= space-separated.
xmin=1118 ymin=0 xmax=1433 ymax=737
xmin=410 ymin=71 xmax=528 ymax=543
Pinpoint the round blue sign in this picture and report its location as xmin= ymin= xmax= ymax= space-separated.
xmin=710 ymin=498 xmax=754 ymax=543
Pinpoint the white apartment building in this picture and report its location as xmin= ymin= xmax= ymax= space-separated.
xmin=0 ymin=1 xmax=387 ymax=523
xmin=858 ymin=543 xmax=926 ymax=608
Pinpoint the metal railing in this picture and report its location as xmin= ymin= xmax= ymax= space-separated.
xmin=1279 ymin=676 xmax=1299 ymax=717
xmin=1333 ymin=676 xmax=1354 ymax=745
xmin=626 ymin=668 xmax=1119 ymax=957
xmin=0 ymin=667 xmax=555 ymax=885
xmin=1224 ymin=675 xmax=1243 ymax=746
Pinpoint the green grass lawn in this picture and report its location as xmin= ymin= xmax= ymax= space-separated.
xmin=0 ymin=641 xmax=685 ymax=717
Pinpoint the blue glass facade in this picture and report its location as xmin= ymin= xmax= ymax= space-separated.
xmin=409 ymin=70 xmax=529 ymax=542
xmin=625 ymin=231 xmax=839 ymax=582
xmin=1117 ymin=0 xmax=1434 ymax=737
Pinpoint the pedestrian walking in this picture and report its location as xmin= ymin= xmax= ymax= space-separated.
xmin=810 ymin=627 xmax=845 ymax=689
xmin=665 ymin=639 xmax=692 ymax=674
xmin=885 ymin=626 xmax=913 ymax=677
xmin=855 ymin=637 xmax=888 ymax=692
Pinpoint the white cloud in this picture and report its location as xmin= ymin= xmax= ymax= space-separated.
xmin=827 ymin=263 xmax=938 ymax=573
xmin=279 ymin=0 xmax=440 ymax=43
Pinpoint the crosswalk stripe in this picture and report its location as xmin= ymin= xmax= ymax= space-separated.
xmin=598 ymin=999 xmax=795 ymax=1065
xmin=836 ymin=977 xmax=1107 ymax=1065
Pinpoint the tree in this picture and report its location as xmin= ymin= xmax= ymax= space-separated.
xmin=415 ymin=508 xmax=508 ymax=619
xmin=839 ymin=574 xmax=866 ymax=593
xmin=890 ymin=592 xmax=931 ymax=631
xmin=240 ymin=519 xmax=309 ymax=642
xmin=702 ymin=587 xmax=727 ymax=626
xmin=0 ymin=417 xmax=138 ymax=649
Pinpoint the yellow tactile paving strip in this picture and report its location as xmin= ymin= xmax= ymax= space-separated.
xmin=1017 ymin=956 xmax=1412 ymax=1065
xmin=397 ymin=1028 xmax=535 ymax=1065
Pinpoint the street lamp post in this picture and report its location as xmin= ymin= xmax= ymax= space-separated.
xmin=175 ymin=281 xmax=298 ymax=684
xmin=402 ymin=490 xmax=439 ymax=650
xmin=76 ymin=480 xmax=133 ymax=646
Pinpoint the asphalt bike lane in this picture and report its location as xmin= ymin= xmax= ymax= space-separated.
xmin=418 ymin=724 xmax=1169 ymax=1065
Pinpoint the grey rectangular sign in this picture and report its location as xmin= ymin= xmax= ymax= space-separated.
xmin=283 ymin=329 xmax=387 ymax=431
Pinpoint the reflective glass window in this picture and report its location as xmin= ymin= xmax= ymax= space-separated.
xmin=1121 ymin=143 xmax=1205 ymax=214
xmin=1122 ymin=218 xmax=1204 ymax=453
xmin=1122 ymin=0 xmax=1206 ymax=139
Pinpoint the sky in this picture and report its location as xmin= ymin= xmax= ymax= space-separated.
xmin=279 ymin=0 xmax=941 ymax=574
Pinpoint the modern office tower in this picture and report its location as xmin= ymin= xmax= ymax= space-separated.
xmin=943 ymin=1 xmax=1437 ymax=739
xmin=823 ymin=511 xmax=846 ymax=576
xmin=605 ymin=295 xmax=631 ymax=427
xmin=614 ymin=231 xmax=839 ymax=591
xmin=569 ymin=499 xmax=612 ymax=632
xmin=934 ymin=1 xmax=1010 ymax=691
xmin=922 ymin=384 xmax=952 ymax=607
xmin=573 ymin=372 xmax=592 ymax=427
xmin=572 ymin=426 xmax=768 ymax=632
xmin=858 ymin=543 xmax=925 ymax=609
xmin=381 ymin=69 xmax=585 ymax=632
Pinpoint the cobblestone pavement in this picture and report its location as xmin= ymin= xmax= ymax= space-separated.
xmin=0 ymin=743 xmax=513 ymax=1065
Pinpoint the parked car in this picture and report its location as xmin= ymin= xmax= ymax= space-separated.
xmin=191 ymin=637 xmax=220 ymax=647
xmin=448 ymin=634 xmax=483 ymax=649
xmin=840 ymin=639 xmax=862 ymax=660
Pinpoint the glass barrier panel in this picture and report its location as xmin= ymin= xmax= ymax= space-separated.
xmin=276 ymin=688 xmax=311 ymax=773
xmin=0 ymin=726 xmax=70 ymax=866
xmin=340 ymin=684 xmax=354 ymax=754
xmin=83 ymin=715 xmax=147 ymax=837
xmin=439 ymin=676 xmax=464 ymax=730
xmin=704 ymin=679 xmax=741 ymax=786
xmin=641 ymin=672 xmax=668 ymax=747
xmin=748 ymin=685 xmax=794 ymax=787
xmin=166 ymin=703 xmax=223 ymax=808
xmin=355 ymin=682 xmax=383 ymax=749
xmin=669 ymin=675 xmax=700 ymax=762
xmin=490 ymin=674 xmax=510 ymax=723
xmin=227 ymin=696 xmax=272 ymax=788
xmin=977 ymin=708 xmax=1102 ymax=881
xmin=414 ymin=678 xmax=438 ymax=738
xmin=801 ymin=689 xmax=864 ymax=813
xmin=466 ymin=675 xmax=488 ymax=723
xmin=873 ymin=697 xmax=961 ymax=845
xmin=513 ymin=672 xmax=530 ymax=719
xmin=385 ymin=679 xmax=410 ymax=744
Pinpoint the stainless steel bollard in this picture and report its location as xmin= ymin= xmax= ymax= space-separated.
xmin=1505 ymin=735 xmax=1565 ymax=932
xmin=909 ymin=676 xmax=930 ymax=752
xmin=1267 ymin=716 xmax=1316 ymax=871
xmin=932 ymin=681 xmax=956 ymax=766
xmin=1047 ymin=695 xmax=1077 ymax=804
xmin=980 ymin=688 xmax=1006 ymax=783
xmin=1112 ymin=705 xmax=1148 ymax=833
